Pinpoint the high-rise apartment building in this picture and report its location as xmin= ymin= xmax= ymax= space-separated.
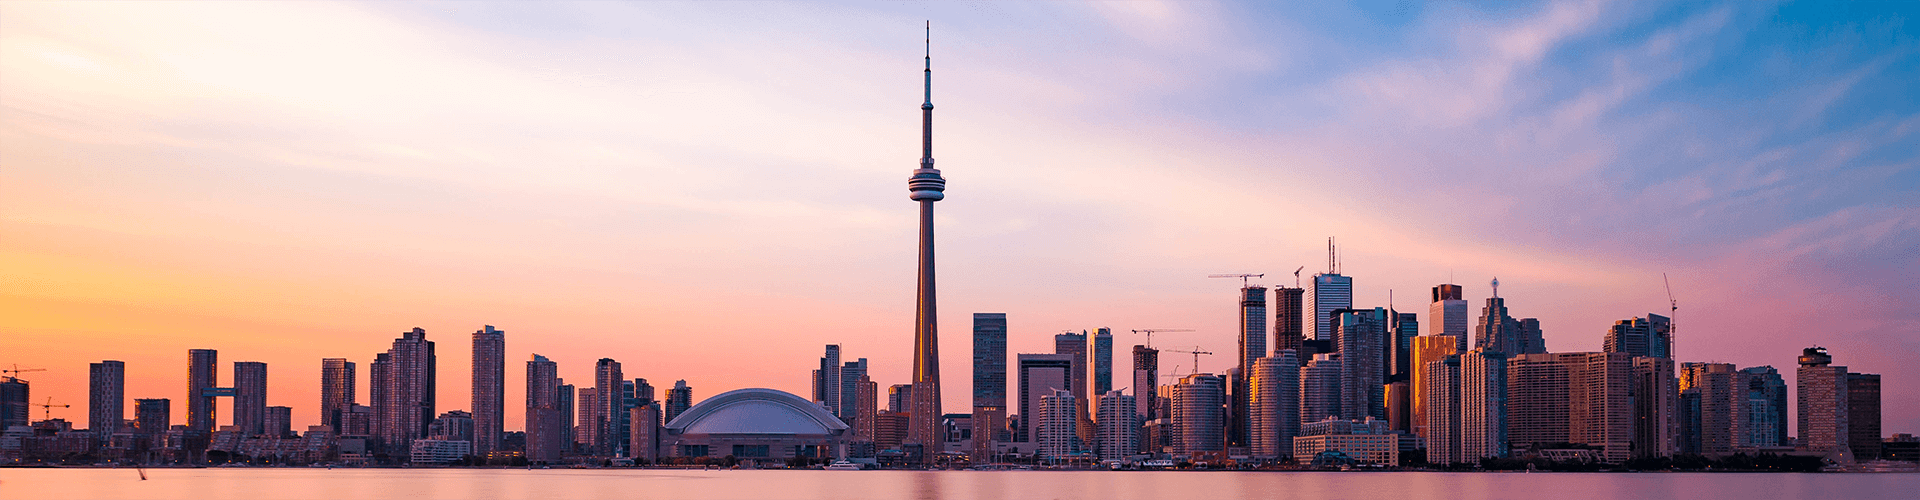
xmin=971 ymin=313 xmax=1007 ymax=460
xmin=630 ymin=402 xmax=662 ymax=463
xmin=594 ymin=358 xmax=623 ymax=455
xmin=1429 ymin=284 xmax=1469 ymax=352
xmin=1132 ymin=345 xmax=1159 ymax=454
xmin=1796 ymin=347 xmax=1849 ymax=455
xmin=379 ymin=328 xmax=436 ymax=455
xmin=1632 ymin=357 xmax=1678 ymax=458
xmin=471 ymin=325 xmax=505 ymax=455
xmin=1095 ymin=390 xmax=1137 ymax=462
xmin=89 ymin=360 xmax=125 ymax=439
xmin=1409 ymin=334 xmax=1460 ymax=440
xmin=1604 ymin=314 xmax=1672 ymax=359
xmin=321 ymin=358 xmax=355 ymax=432
xmin=855 ymin=374 xmax=878 ymax=443
xmin=1036 ymin=389 xmax=1078 ymax=461
xmin=187 ymin=349 xmax=218 ymax=432
xmin=1273 ymin=286 xmax=1306 ymax=359
xmin=526 ymin=354 xmax=562 ymax=463
xmin=1300 ymin=353 xmax=1342 ymax=424
xmin=1423 ymin=355 xmax=1462 ymax=465
xmin=557 ymin=383 xmax=574 ymax=452
xmin=1307 ymin=274 xmax=1353 ymax=342
xmin=1506 ymin=352 xmax=1634 ymax=463
xmin=1171 ymin=373 xmax=1224 ymax=456
xmin=1333 ymin=308 xmax=1387 ymax=420
xmin=665 ymin=380 xmax=692 ymax=425
xmin=1459 ymin=349 xmax=1508 ymax=461
xmin=1249 ymin=352 xmax=1299 ymax=459
xmin=1016 ymin=354 xmax=1072 ymax=443
xmin=1679 ymin=362 xmax=1736 ymax=454
xmin=135 ymin=398 xmax=169 ymax=445
xmin=1849 ymin=372 xmax=1881 ymax=460
xmin=1733 ymin=366 xmax=1787 ymax=449
xmin=264 ymin=406 xmax=293 ymax=438
xmin=233 ymin=361 xmax=268 ymax=436
xmin=576 ymin=387 xmax=600 ymax=449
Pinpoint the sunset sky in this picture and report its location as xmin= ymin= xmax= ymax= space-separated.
xmin=4 ymin=1 xmax=1916 ymax=435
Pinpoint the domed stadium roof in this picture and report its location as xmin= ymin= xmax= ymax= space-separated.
xmin=665 ymin=388 xmax=849 ymax=436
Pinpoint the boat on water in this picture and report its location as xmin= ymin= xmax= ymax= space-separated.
xmin=824 ymin=461 xmax=863 ymax=471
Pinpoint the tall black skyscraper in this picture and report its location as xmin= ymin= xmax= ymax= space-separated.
xmin=186 ymin=349 xmax=218 ymax=432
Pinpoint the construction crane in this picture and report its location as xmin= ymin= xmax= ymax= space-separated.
xmin=3 ymin=365 xmax=45 ymax=383
xmin=1664 ymin=273 xmax=1679 ymax=356
xmin=1292 ymin=266 xmax=1305 ymax=288
xmin=1130 ymin=329 xmax=1193 ymax=349
xmin=34 ymin=397 xmax=69 ymax=421
xmin=1208 ymin=273 xmax=1265 ymax=287
xmin=1160 ymin=347 xmax=1214 ymax=375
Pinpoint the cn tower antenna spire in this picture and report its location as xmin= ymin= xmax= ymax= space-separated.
xmin=906 ymin=19 xmax=946 ymax=466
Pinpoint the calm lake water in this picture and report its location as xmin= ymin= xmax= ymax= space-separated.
xmin=2 ymin=468 xmax=1915 ymax=500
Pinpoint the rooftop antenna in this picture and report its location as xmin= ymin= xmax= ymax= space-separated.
xmin=1327 ymin=237 xmax=1341 ymax=274
xmin=1491 ymin=277 xmax=1501 ymax=298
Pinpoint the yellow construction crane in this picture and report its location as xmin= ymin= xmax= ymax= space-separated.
xmin=1159 ymin=347 xmax=1214 ymax=375
xmin=1208 ymin=273 xmax=1265 ymax=287
xmin=1129 ymin=329 xmax=1193 ymax=349
xmin=34 ymin=397 xmax=69 ymax=421
xmin=3 ymin=365 xmax=46 ymax=382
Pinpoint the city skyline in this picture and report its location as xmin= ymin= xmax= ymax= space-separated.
xmin=3 ymin=0 xmax=1917 ymax=440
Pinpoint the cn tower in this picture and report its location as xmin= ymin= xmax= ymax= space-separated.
xmin=907 ymin=21 xmax=945 ymax=464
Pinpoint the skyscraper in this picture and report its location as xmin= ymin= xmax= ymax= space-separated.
xmin=1388 ymin=311 xmax=1419 ymax=379
xmin=1733 ymin=366 xmax=1788 ymax=449
xmin=1249 ymin=352 xmax=1299 ymax=459
xmin=1796 ymin=347 xmax=1849 ymax=456
xmin=1423 ymin=355 xmax=1462 ymax=465
xmin=526 ymin=354 xmax=561 ymax=463
xmin=1095 ymin=390 xmax=1137 ymax=462
xmin=1409 ymin=334 xmax=1459 ymax=439
xmin=1091 ymin=328 xmax=1114 ymax=396
xmin=1459 ymin=350 xmax=1508 ymax=461
xmin=1273 ymin=286 xmax=1306 ymax=359
xmin=232 ymin=361 xmax=267 ymax=436
xmin=1507 ymin=352 xmax=1634 ymax=463
xmin=888 ymin=384 xmax=913 ymax=413
xmin=840 ymin=358 xmax=868 ymax=429
xmin=379 ymin=327 xmax=436 ymax=454
xmin=1848 ymin=372 xmax=1881 ymax=460
xmin=906 ymin=25 xmax=948 ymax=462
xmin=1631 ymin=357 xmax=1678 ymax=459
xmin=1131 ymin=345 xmax=1158 ymax=421
xmin=187 ymin=349 xmax=218 ymax=432
xmin=1604 ymin=314 xmax=1672 ymax=359
xmin=971 ymin=313 xmax=1007 ymax=461
xmin=1300 ymin=353 xmax=1342 ymax=423
xmin=89 ymin=360 xmax=125 ymax=439
xmin=557 ymin=382 xmax=574 ymax=453
xmin=1 ymin=376 xmax=26 ymax=431
xmin=1475 ymin=280 xmax=1546 ymax=355
xmin=471 ymin=325 xmax=505 ymax=455
xmin=370 ymin=352 xmax=390 ymax=445
xmin=576 ymin=387 xmax=600 ymax=449
xmin=321 ymin=358 xmax=355 ymax=433
xmin=855 ymin=374 xmax=878 ymax=444
xmin=595 ymin=358 xmax=623 ymax=455
xmin=1333 ymin=308 xmax=1387 ymax=420
xmin=1306 ymin=275 xmax=1353 ymax=342
xmin=1016 ymin=354 xmax=1072 ymax=443
xmin=814 ymin=345 xmax=841 ymax=417
xmin=665 ymin=380 xmax=692 ymax=425
xmin=1232 ymin=285 xmax=1266 ymax=449
xmin=1054 ymin=330 xmax=1090 ymax=444
xmin=1429 ymin=284 xmax=1469 ymax=352
xmin=1171 ymin=373 xmax=1225 ymax=456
